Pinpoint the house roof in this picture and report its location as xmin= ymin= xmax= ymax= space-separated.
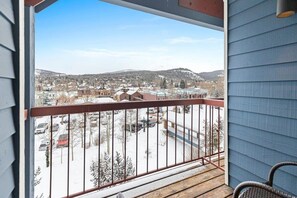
xmin=114 ymin=91 xmax=125 ymax=96
xmin=127 ymin=90 xmax=137 ymax=95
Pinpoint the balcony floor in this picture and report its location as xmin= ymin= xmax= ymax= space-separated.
xmin=137 ymin=161 xmax=232 ymax=198
xmin=81 ymin=159 xmax=233 ymax=198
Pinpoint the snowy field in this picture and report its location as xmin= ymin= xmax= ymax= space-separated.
xmin=34 ymin=105 xmax=223 ymax=197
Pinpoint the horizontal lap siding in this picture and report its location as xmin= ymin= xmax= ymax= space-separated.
xmin=228 ymin=0 xmax=297 ymax=196
xmin=0 ymin=0 xmax=16 ymax=197
xmin=0 ymin=47 xmax=15 ymax=78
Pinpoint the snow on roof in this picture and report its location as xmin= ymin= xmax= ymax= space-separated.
xmin=93 ymin=97 xmax=115 ymax=103
xmin=176 ymin=88 xmax=207 ymax=94
xmin=75 ymin=97 xmax=115 ymax=104
xmin=114 ymin=91 xmax=124 ymax=96
xmin=127 ymin=90 xmax=137 ymax=95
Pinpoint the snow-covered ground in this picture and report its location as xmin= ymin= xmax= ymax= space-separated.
xmin=34 ymin=105 xmax=223 ymax=197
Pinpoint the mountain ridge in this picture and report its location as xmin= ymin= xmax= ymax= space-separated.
xmin=36 ymin=68 xmax=223 ymax=81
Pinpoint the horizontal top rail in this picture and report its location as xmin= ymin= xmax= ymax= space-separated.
xmin=30 ymin=98 xmax=224 ymax=117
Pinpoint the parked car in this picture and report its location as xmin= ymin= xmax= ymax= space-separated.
xmin=35 ymin=123 xmax=48 ymax=134
xmin=101 ymin=119 xmax=108 ymax=125
xmin=79 ymin=121 xmax=85 ymax=128
xmin=56 ymin=134 xmax=68 ymax=148
xmin=90 ymin=112 xmax=99 ymax=116
xmin=38 ymin=143 xmax=48 ymax=151
xmin=147 ymin=120 xmax=156 ymax=128
xmin=38 ymin=140 xmax=54 ymax=151
xmin=43 ymin=139 xmax=55 ymax=145
xmin=140 ymin=119 xmax=156 ymax=128
xmin=147 ymin=108 xmax=158 ymax=114
xmin=90 ymin=120 xmax=98 ymax=127
xmin=60 ymin=116 xmax=68 ymax=124
xmin=89 ymin=116 xmax=98 ymax=121
xmin=66 ymin=123 xmax=75 ymax=130
xmin=49 ymin=123 xmax=59 ymax=132
xmin=125 ymin=122 xmax=143 ymax=132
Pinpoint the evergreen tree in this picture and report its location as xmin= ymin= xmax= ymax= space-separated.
xmin=180 ymin=80 xmax=186 ymax=89
xmin=160 ymin=78 xmax=167 ymax=89
xmin=125 ymin=156 xmax=135 ymax=177
xmin=34 ymin=167 xmax=44 ymax=198
xmin=90 ymin=152 xmax=135 ymax=187
xmin=34 ymin=166 xmax=42 ymax=186
xmin=113 ymin=151 xmax=124 ymax=181
xmin=90 ymin=160 xmax=98 ymax=186
xmin=100 ymin=152 xmax=112 ymax=184
xmin=183 ymin=105 xmax=190 ymax=113
xmin=202 ymin=116 xmax=224 ymax=156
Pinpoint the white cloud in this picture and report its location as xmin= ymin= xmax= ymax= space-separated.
xmin=37 ymin=46 xmax=223 ymax=75
xmin=148 ymin=47 xmax=169 ymax=52
xmin=167 ymin=36 xmax=223 ymax=44
xmin=65 ymin=48 xmax=150 ymax=58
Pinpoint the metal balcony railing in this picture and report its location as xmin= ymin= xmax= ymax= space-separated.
xmin=31 ymin=98 xmax=224 ymax=198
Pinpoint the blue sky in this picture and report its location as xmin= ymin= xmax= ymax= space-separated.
xmin=36 ymin=0 xmax=223 ymax=75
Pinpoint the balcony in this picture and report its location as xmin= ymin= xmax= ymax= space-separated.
xmin=31 ymin=98 xmax=226 ymax=197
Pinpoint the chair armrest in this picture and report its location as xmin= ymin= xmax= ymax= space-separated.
xmin=233 ymin=181 xmax=293 ymax=198
xmin=267 ymin=161 xmax=297 ymax=186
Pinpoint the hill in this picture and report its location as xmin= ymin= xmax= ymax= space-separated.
xmin=36 ymin=67 xmax=223 ymax=82
xmin=35 ymin=69 xmax=65 ymax=77
xmin=198 ymin=70 xmax=224 ymax=81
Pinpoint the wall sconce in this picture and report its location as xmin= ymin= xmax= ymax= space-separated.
xmin=276 ymin=0 xmax=297 ymax=18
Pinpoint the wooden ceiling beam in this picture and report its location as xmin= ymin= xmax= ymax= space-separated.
xmin=25 ymin=0 xmax=44 ymax=7
xmin=179 ymin=0 xmax=224 ymax=19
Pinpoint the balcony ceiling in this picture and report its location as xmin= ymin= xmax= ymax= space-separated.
xmin=25 ymin=0 xmax=224 ymax=30
xmin=102 ymin=0 xmax=224 ymax=31
xmin=25 ymin=0 xmax=58 ymax=13
xmin=25 ymin=0 xmax=44 ymax=6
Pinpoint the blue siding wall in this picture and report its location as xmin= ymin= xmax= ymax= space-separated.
xmin=0 ymin=0 xmax=17 ymax=197
xmin=228 ymin=0 xmax=297 ymax=195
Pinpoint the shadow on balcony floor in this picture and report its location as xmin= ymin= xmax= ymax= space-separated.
xmin=81 ymin=159 xmax=232 ymax=198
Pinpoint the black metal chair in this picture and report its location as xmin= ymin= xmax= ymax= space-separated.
xmin=233 ymin=161 xmax=297 ymax=198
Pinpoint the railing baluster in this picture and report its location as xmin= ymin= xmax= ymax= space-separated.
xmin=204 ymin=105 xmax=207 ymax=162
xmin=146 ymin=107 xmax=149 ymax=173
xmin=112 ymin=111 xmax=114 ymax=183
xmin=136 ymin=109 xmax=138 ymax=176
xmin=218 ymin=107 xmax=221 ymax=168
xmin=50 ymin=115 xmax=53 ymax=198
xmin=157 ymin=107 xmax=159 ymax=170
xmin=191 ymin=105 xmax=193 ymax=161
xmin=183 ymin=105 xmax=186 ymax=162
xmin=98 ymin=112 xmax=101 ymax=187
xmin=198 ymin=105 xmax=201 ymax=159
xmin=175 ymin=106 xmax=177 ymax=165
xmin=166 ymin=106 xmax=168 ymax=167
xmin=83 ymin=112 xmax=86 ymax=191
xmin=124 ymin=110 xmax=127 ymax=179
xmin=67 ymin=114 xmax=70 ymax=197
xmin=211 ymin=106 xmax=214 ymax=156
xmin=209 ymin=105 xmax=212 ymax=162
